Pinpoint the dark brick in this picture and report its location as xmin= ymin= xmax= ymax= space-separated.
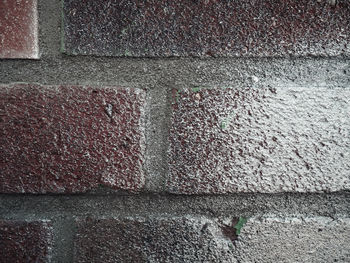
xmin=0 ymin=84 xmax=145 ymax=193
xmin=74 ymin=217 xmax=236 ymax=262
xmin=168 ymin=86 xmax=350 ymax=194
xmin=63 ymin=0 xmax=350 ymax=57
xmin=0 ymin=220 xmax=53 ymax=263
xmin=0 ymin=0 xmax=38 ymax=59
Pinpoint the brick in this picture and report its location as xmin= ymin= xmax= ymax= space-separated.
xmin=0 ymin=220 xmax=53 ymax=263
xmin=0 ymin=0 xmax=39 ymax=59
xmin=235 ymin=217 xmax=350 ymax=262
xmin=62 ymin=0 xmax=350 ymax=57
xmin=168 ymin=86 xmax=350 ymax=194
xmin=0 ymin=84 xmax=145 ymax=193
xmin=74 ymin=216 xmax=236 ymax=262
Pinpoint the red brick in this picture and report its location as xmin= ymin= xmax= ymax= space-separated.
xmin=74 ymin=217 xmax=235 ymax=262
xmin=0 ymin=220 xmax=52 ymax=263
xmin=0 ymin=84 xmax=145 ymax=193
xmin=0 ymin=0 xmax=39 ymax=59
xmin=168 ymin=86 xmax=350 ymax=194
xmin=63 ymin=0 xmax=350 ymax=57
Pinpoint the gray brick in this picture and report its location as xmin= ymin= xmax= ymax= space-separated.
xmin=235 ymin=217 xmax=350 ymax=263
xmin=168 ymin=86 xmax=350 ymax=193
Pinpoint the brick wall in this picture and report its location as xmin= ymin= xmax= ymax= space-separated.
xmin=0 ymin=0 xmax=349 ymax=262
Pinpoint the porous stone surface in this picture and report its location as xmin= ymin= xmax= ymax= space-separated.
xmin=63 ymin=0 xmax=350 ymax=57
xmin=0 ymin=84 xmax=146 ymax=193
xmin=235 ymin=217 xmax=350 ymax=262
xmin=0 ymin=220 xmax=53 ymax=263
xmin=74 ymin=216 xmax=237 ymax=263
xmin=168 ymin=86 xmax=350 ymax=194
xmin=0 ymin=0 xmax=39 ymax=59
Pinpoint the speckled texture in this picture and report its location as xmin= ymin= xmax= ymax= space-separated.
xmin=0 ymin=84 xmax=146 ymax=193
xmin=169 ymin=86 xmax=350 ymax=194
xmin=234 ymin=217 xmax=350 ymax=262
xmin=0 ymin=0 xmax=38 ymax=59
xmin=74 ymin=216 xmax=237 ymax=263
xmin=0 ymin=0 xmax=349 ymax=260
xmin=62 ymin=0 xmax=350 ymax=57
xmin=0 ymin=220 xmax=53 ymax=263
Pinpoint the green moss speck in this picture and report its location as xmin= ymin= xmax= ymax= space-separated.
xmin=234 ymin=217 xmax=247 ymax=235
xmin=124 ymin=50 xmax=132 ymax=56
xmin=192 ymin=87 xmax=202 ymax=93
xmin=175 ymin=90 xmax=181 ymax=103
xmin=220 ymin=111 xmax=236 ymax=131
xmin=121 ymin=28 xmax=127 ymax=36
xmin=220 ymin=120 xmax=227 ymax=130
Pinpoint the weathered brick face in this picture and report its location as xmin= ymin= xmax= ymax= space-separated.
xmin=0 ymin=84 xmax=146 ymax=193
xmin=0 ymin=0 xmax=38 ymax=59
xmin=0 ymin=220 xmax=53 ymax=263
xmin=235 ymin=217 xmax=350 ymax=262
xmin=63 ymin=0 xmax=350 ymax=57
xmin=74 ymin=217 xmax=236 ymax=262
xmin=168 ymin=86 xmax=350 ymax=194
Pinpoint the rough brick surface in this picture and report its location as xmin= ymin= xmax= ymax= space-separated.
xmin=0 ymin=84 xmax=145 ymax=193
xmin=235 ymin=217 xmax=350 ymax=262
xmin=74 ymin=217 xmax=237 ymax=262
xmin=0 ymin=0 xmax=38 ymax=59
xmin=0 ymin=220 xmax=53 ymax=263
xmin=63 ymin=0 xmax=350 ymax=57
xmin=168 ymin=86 xmax=350 ymax=194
